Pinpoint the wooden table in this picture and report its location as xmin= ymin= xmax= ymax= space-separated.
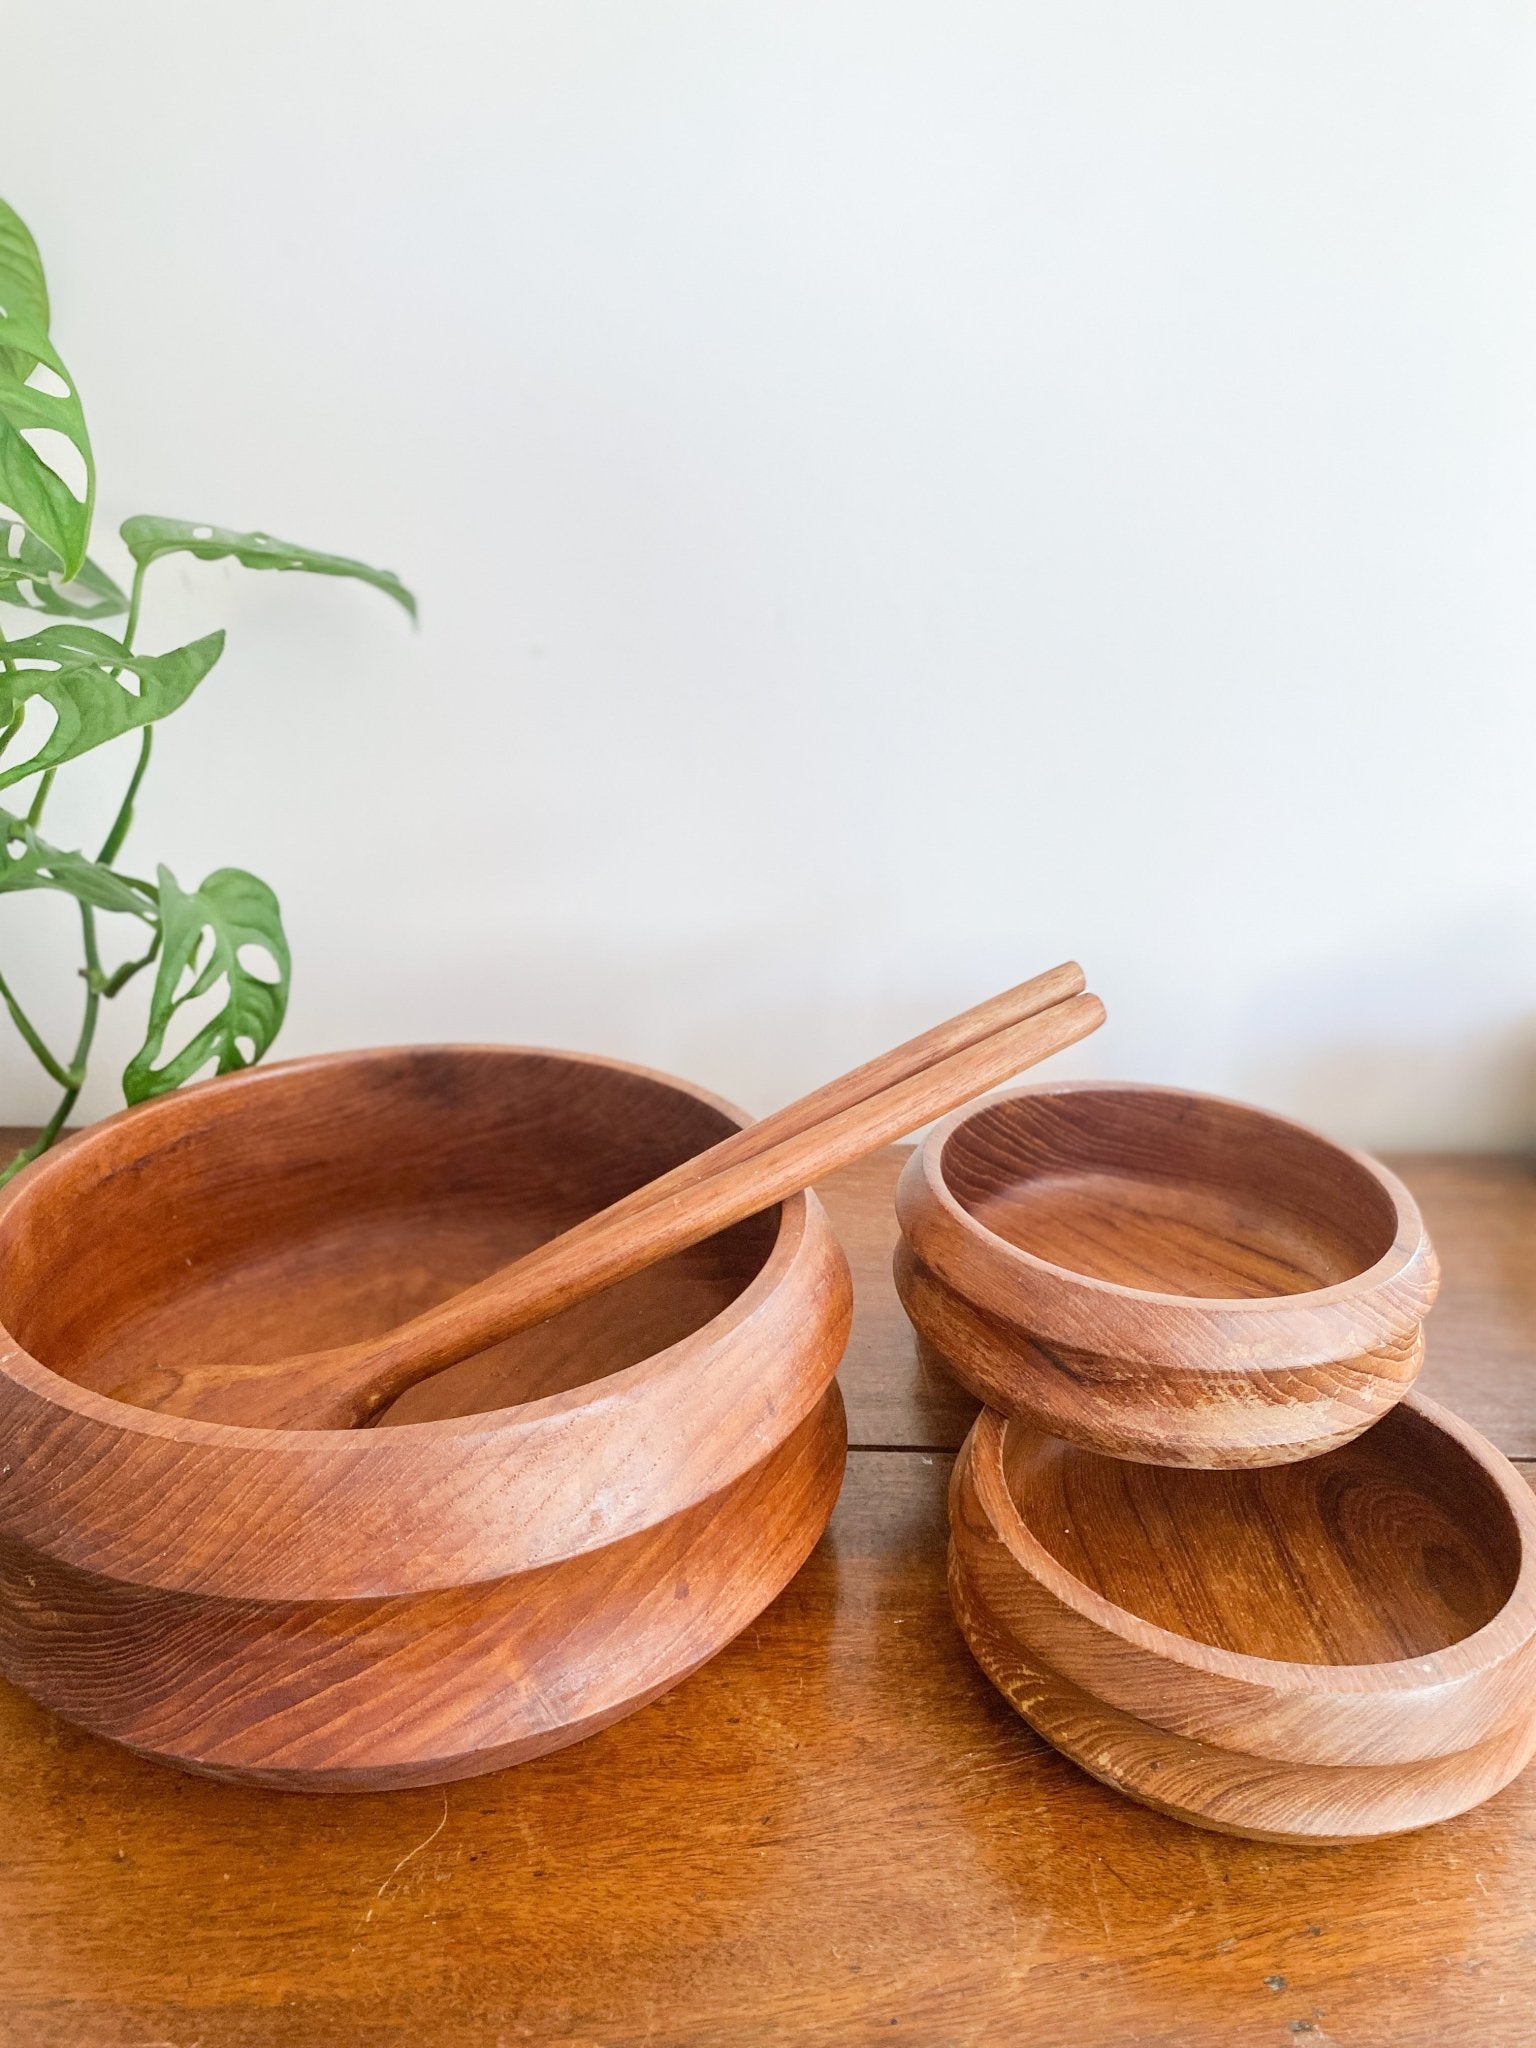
xmin=0 ymin=1147 xmax=1532 ymax=2047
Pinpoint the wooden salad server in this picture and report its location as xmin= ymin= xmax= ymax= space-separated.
xmin=107 ymin=966 xmax=1104 ymax=1429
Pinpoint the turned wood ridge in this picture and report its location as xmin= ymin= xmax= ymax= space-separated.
xmin=949 ymin=1394 xmax=1536 ymax=1841
xmin=0 ymin=1045 xmax=857 ymax=1787
xmin=897 ymin=1083 xmax=1439 ymax=1468
xmin=108 ymin=964 xmax=1103 ymax=1429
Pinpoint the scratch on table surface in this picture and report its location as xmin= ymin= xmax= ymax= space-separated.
xmin=1082 ymin=1860 xmax=1130 ymax=1988
xmin=378 ymin=1790 xmax=450 ymax=1898
xmin=970 ymin=1752 xmax=1029 ymax=1777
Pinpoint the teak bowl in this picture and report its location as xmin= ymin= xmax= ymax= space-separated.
xmin=896 ymin=1080 xmax=1439 ymax=1467
xmin=950 ymin=1395 xmax=1536 ymax=1842
xmin=0 ymin=1046 xmax=852 ymax=1791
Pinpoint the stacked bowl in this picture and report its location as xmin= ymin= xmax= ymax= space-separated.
xmin=896 ymin=1080 xmax=1536 ymax=1842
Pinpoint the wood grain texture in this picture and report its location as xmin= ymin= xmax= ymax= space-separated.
xmin=1 ymin=1450 xmax=1535 ymax=2047
xmin=96 ymin=983 xmax=1100 ymax=1428
xmin=897 ymin=1082 xmax=1440 ymax=1466
xmin=1401 ymin=1153 xmax=1536 ymax=1455
xmin=818 ymin=1149 xmax=1536 ymax=1458
xmin=6 ymin=1135 xmax=1523 ymax=1456
xmin=816 ymin=1147 xmax=984 ymax=1447
xmin=0 ymin=1050 xmax=852 ymax=1785
xmin=0 ymin=1136 xmax=1531 ymax=2042
xmin=949 ymin=1399 xmax=1536 ymax=1842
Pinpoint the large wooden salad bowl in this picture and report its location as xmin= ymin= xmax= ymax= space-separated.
xmin=0 ymin=1046 xmax=851 ymax=1790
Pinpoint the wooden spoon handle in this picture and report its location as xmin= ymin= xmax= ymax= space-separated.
xmin=344 ymin=989 xmax=1103 ymax=1423
xmin=357 ymin=959 xmax=1080 ymax=1424
xmin=540 ymin=958 xmax=1084 ymax=1234
xmin=112 ymin=979 xmax=1103 ymax=1429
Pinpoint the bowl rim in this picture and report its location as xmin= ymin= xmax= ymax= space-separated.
xmin=917 ymin=1077 xmax=1428 ymax=1317
xmin=968 ymin=1393 xmax=1536 ymax=1700
xmin=0 ymin=1040 xmax=811 ymax=1448
xmin=0 ymin=1044 xmax=851 ymax=1601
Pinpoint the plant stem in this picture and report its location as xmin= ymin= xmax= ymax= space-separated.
xmin=96 ymin=562 xmax=151 ymax=864
xmin=0 ymin=901 xmax=101 ymax=1187
xmin=0 ymin=966 xmax=75 ymax=1088
xmin=121 ymin=559 xmax=147 ymax=650
xmin=0 ymin=564 xmax=151 ymax=1184
xmin=25 ymin=767 xmax=56 ymax=826
xmin=97 ymin=729 xmax=152 ymax=865
xmin=99 ymin=927 xmax=160 ymax=998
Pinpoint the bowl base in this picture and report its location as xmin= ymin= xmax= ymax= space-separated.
xmin=953 ymin=1554 xmax=1536 ymax=1844
xmin=2 ymin=1387 xmax=848 ymax=1793
xmin=948 ymin=1418 xmax=1536 ymax=1844
xmin=901 ymin=1268 xmax=1416 ymax=1470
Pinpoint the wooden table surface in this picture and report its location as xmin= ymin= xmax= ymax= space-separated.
xmin=0 ymin=1144 xmax=1532 ymax=2047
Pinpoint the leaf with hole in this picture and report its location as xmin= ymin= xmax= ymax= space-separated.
xmin=0 ymin=307 xmax=93 ymax=579
xmin=0 ymin=804 xmax=157 ymax=919
xmin=0 ymin=521 xmax=127 ymax=618
xmin=120 ymin=515 xmax=416 ymax=619
xmin=124 ymin=865 xmax=289 ymax=1103
xmin=0 ymin=622 xmax=224 ymax=791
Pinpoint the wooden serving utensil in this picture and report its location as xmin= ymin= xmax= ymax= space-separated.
xmin=106 ymin=967 xmax=1103 ymax=1430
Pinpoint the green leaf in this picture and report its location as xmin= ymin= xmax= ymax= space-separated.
xmin=0 ymin=202 xmax=93 ymax=585
xmin=0 ymin=520 xmax=127 ymax=618
xmin=0 ymin=803 xmax=157 ymax=918
xmin=0 ymin=623 xmax=224 ymax=790
xmin=120 ymin=515 xmax=416 ymax=619
xmin=124 ymin=865 xmax=289 ymax=1103
xmin=0 ymin=308 xmax=93 ymax=579
xmin=0 ymin=199 xmax=49 ymax=335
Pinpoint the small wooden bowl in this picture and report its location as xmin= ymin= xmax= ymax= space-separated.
xmin=950 ymin=1395 xmax=1536 ymax=1842
xmin=0 ymin=1046 xmax=852 ymax=1791
xmin=896 ymin=1080 xmax=1439 ymax=1466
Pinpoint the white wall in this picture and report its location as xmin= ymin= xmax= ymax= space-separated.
xmin=5 ymin=2 xmax=1534 ymax=1148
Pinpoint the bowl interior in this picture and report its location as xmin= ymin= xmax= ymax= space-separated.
xmin=0 ymin=1048 xmax=779 ymax=1424
xmin=941 ymin=1087 xmax=1399 ymax=1300
xmin=1002 ymin=1405 xmax=1521 ymax=1664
